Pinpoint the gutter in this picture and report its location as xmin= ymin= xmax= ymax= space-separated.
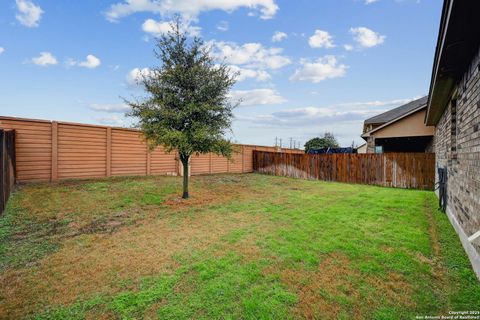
xmin=425 ymin=0 xmax=454 ymax=125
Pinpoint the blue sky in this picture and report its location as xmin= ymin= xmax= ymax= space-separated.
xmin=0 ymin=0 xmax=442 ymax=147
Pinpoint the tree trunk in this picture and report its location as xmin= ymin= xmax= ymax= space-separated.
xmin=181 ymin=156 xmax=189 ymax=199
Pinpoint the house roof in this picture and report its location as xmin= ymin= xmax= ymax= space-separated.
xmin=426 ymin=0 xmax=480 ymax=125
xmin=364 ymin=96 xmax=428 ymax=125
xmin=361 ymin=99 xmax=430 ymax=139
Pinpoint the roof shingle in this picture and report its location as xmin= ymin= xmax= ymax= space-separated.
xmin=364 ymin=96 xmax=428 ymax=125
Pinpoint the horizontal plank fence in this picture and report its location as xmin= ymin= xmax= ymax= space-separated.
xmin=253 ymin=151 xmax=435 ymax=190
xmin=0 ymin=129 xmax=16 ymax=215
xmin=0 ymin=116 xmax=302 ymax=182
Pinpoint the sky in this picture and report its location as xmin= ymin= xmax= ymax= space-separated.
xmin=0 ymin=0 xmax=443 ymax=147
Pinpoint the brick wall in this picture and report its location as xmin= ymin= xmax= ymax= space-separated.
xmin=435 ymin=46 xmax=480 ymax=253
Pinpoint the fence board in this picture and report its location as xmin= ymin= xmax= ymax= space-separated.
xmin=253 ymin=151 xmax=435 ymax=190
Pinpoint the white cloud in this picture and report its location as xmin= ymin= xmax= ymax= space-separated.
xmin=228 ymin=65 xmax=271 ymax=82
xmin=78 ymin=54 xmax=101 ymax=69
xmin=68 ymin=55 xmax=101 ymax=69
xmin=232 ymin=96 xmax=425 ymax=147
xmin=105 ymin=0 xmax=278 ymax=21
xmin=0 ymin=47 xmax=4 ymax=55
xmin=126 ymin=67 xmax=155 ymax=86
xmin=216 ymin=21 xmax=229 ymax=32
xmin=333 ymin=97 xmax=422 ymax=110
xmin=97 ymin=115 xmax=126 ymax=125
xmin=365 ymin=0 xmax=379 ymax=4
xmin=90 ymin=103 xmax=130 ymax=113
xmin=290 ymin=56 xmax=347 ymax=83
xmin=15 ymin=0 xmax=43 ymax=27
xmin=344 ymin=44 xmax=353 ymax=51
xmin=142 ymin=19 xmax=170 ymax=34
xmin=234 ymin=97 xmax=421 ymax=146
xmin=211 ymin=41 xmax=291 ymax=70
xmin=30 ymin=52 xmax=58 ymax=66
xmin=272 ymin=107 xmax=375 ymax=121
xmin=308 ymin=30 xmax=335 ymax=48
xmin=236 ymin=107 xmax=378 ymax=132
xmin=350 ymin=27 xmax=385 ymax=48
xmin=229 ymin=89 xmax=286 ymax=106
xmin=142 ymin=19 xmax=201 ymax=37
xmin=271 ymin=31 xmax=287 ymax=42
xmin=105 ymin=0 xmax=160 ymax=21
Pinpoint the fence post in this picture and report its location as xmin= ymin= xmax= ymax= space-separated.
xmin=146 ymin=148 xmax=151 ymax=176
xmin=51 ymin=121 xmax=58 ymax=181
xmin=106 ymin=127 xmax=112 ymax=177
xmin=227 ymin=151 xmax=230 ymax=173
xmin=0 ymin=130 xmax=4 ymax=213
xmin=241 ymin=145 xmax=245 ymax=173
xmin=209 ymin=153 xmax=212 ymax=174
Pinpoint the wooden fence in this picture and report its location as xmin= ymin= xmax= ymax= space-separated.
xmin=253 ymin=151 xmax=435 ymax=190
xmin=0 ymin=130 xmax=16 ymax=215
xmin=0 ymin=116 xmax=302 ymax=182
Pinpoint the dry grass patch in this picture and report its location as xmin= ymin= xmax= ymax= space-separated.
xmin=1 ymin=209 xmax=266 ymax=318
xmin=1 ymin=174 xmax=479 ymax=319
xmin=277 ymin=254 xmax=414 ymax=319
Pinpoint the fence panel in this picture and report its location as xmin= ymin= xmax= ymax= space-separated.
xmin=0 ymin=116 xmax=303 ymax=182
xmin=0 ymin=118 xmax=51 ymax=181
xmin=58 ymin=123 xmax=107 ymax=179
xmin=1 ymin=130 xmax=16 ymax=215
xmin=253 ymin=151 xmax=435 ymax=190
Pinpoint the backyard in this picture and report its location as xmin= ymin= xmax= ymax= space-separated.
xmin=0 ymin=174 xmax=479 ymax=319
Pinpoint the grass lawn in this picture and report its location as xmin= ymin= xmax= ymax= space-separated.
xmin=0 ymin=174 xmax=479 ymax=319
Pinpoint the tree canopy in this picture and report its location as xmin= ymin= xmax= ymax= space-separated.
xmin=126 ymin=17 xmax=237 ymax=198
xmin=304 ymin=132 xmax=340 ymax=153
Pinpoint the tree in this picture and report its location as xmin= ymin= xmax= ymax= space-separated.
xmin=126 ymin=17 xmax=237 ymax=199
xmin=304 ymin=132 xmax=340 ymax=153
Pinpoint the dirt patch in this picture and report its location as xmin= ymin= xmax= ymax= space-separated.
xmin=163 ymin=177 xmax=258 ymax=210
xmin=65 ymin=212 xmax=131 ymax=238
xmin=273 ymin=253 xmax=414 ymax=319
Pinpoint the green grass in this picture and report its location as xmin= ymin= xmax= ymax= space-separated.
xmin=0 ymin=174 xmax=479 ymax=319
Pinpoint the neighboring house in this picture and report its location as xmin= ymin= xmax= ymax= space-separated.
xmin=361 ymin=96 xmax=435 ymax=153
xmin=356 ymin=143 xmax=367 ymax=154
xmin=425 ymin=0 xmax=480 ymax=278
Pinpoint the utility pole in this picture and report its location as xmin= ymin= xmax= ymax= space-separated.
xmin=289 ymin=137 xmax=293 ymax=149
xmin=279 ymin=138 xmax=282 ymax=149
xmin=275 ymin=137 xmax=278 ymax=147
